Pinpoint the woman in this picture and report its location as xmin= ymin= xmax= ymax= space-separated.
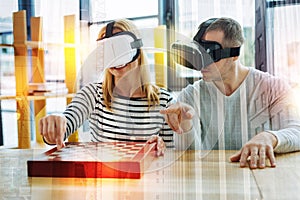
xmin=39 ymin=19 xmax=174 ymax=156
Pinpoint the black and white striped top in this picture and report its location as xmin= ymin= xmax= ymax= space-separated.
xmin=63 ymin=82 xmax=175 ymax=147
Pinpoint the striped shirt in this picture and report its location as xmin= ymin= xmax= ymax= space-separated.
xmin=63 ymin=82 xmax=175 ymax=147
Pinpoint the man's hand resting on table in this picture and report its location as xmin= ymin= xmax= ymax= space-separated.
xmin=39 ymin=114 xmax=67 ymax=150
xmin=230 ymin=131 xmax=278 ymax=169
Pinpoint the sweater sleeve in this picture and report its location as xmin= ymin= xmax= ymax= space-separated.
xmin=173 ymin=84 xmax=202 ymax=151
xmin=263 ymin=77 xmax=300 ymax=153
xmin=63 ymin=83 xmax=97 ymax=138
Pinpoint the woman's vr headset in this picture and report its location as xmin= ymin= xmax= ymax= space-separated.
xmin=96 ymin=21 xmax=143 ymax=69
xmin=171 ymin=18 xmax=240 ymax=71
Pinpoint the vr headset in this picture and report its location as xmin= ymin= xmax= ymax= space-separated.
xmin=96 ymin=21 xmax=143 ymax=69
xmin=171 ymin=18 xmax=241 ymax=70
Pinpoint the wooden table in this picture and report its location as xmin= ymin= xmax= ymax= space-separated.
xmin=0 ymin=148 xmax=299 ymax=200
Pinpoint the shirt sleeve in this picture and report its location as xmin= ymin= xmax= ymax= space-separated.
xmin=160 ymin=90 xmax=177 ymax=148
xmin=173 ymin=84 xmax=202 ymax=150
xmin=264 ymin=77 xmax=300 ymax=153
xmin=63 ymin=83 xmax=97 ymax=138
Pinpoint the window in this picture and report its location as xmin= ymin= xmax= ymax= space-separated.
xmin=269 ymin=4 xmax=300 ymax=83
xmin=0 ymin=0 xmax=18 ymax=147
xmin=90 ymin=0 xmax=158 ymax=22
xmin=266 ymin=2 xmax=300 ymax=111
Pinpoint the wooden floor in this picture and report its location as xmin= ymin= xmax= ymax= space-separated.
xmin=1 ymin=148 xmax=300 ymax=199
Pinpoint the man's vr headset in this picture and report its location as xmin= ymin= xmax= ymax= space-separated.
xmin=96 ymin=21 xmax=143 ymax=69
xmin=171 ymin=18 xmax=240 ymax=70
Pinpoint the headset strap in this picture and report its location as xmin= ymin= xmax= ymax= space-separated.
xmin=213 ymin=47 xmax=240 ymax=60
xmin=221 ymin=47 xmax=240 ymax=58
xmin=130 ymin=39 xmax=143 ymax=48
xmin=105 ymin=21 xmax=115 ymax=38
xmin=193 ymin=18 xmax=218 ymax=43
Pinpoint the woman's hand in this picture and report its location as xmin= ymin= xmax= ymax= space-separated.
xmin=147 ymin=135 xmax=166 ymax=156
xmin=39 ymin=114 xmax=67 ymax=150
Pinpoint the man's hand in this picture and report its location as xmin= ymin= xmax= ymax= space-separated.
xmin=39 ymin=114 xmax=67 ymax=150
xmin=147 ymin=135 xmax=166 ymax=156
xmin=230 ymin=131 xmax=278 ymax=169
xmin=160 ymin=102 xmax=195 ymax=134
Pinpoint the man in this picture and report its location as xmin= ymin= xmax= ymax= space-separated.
xmin=161 ymin=17 xmax=300 ymax=169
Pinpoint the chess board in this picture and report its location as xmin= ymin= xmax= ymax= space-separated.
xmin=27 ymin=142 xmax=156 ymax=179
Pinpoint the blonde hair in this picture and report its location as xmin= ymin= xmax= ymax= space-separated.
xmin=97 ymin=18 xmax=160 ymax=111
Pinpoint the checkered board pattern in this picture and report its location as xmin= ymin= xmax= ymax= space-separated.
xmin=27 ymin=142 xmax=156 ymax=179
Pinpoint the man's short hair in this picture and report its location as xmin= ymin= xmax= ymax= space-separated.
xmin=206 ymin=17 xmax=244 ymax=48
